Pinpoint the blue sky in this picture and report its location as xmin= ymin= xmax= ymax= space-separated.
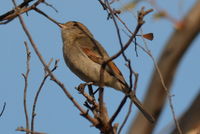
xmin=0 ymin=0 xmax=199 ymax=134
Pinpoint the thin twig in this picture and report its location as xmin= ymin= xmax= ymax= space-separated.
xmin=12 ymin=0 xmax=99 ymax=127
xmin=1 ymin=0 xmax=44 ymax=23
xmin=123 ymin=24 xmax=182 ymax=133
xmin=16 ymin=127 xmax=46 ymax=134
xmin=75 ymin=83 xmax=99 ymax=116
xmin=22 ymin=41 xmax=31 ymax=133
xmin=109 ymin=96 xmax=128 ymax=124
xmin=31 ymin=76 xmax=47 ymax=132
xmin=104 ymin=1 xmax=149 ymax=94
xmin=44 ymin=58 xmax=53 ymax=75
xmin=0 ymin=0 xmax=34 ymax=20
xmin=118 ymin=101 xmax=133 ymax=134
xmin=106 ymin=1 xmax=155 ymax=123
xmin=136 ymin=41 xmax=182 ymax=134
xmin=103 ymin=5 xmax=153 ymax=66
xmin=0 ymin=102 xmax=6 ymax=117
xmin=105 ymin=0 xmax=132 ymax=65
xmin=124 ymin=22 xmax=183 ymax=132
xmin=145 ymin=49 xmax=182 ymax=134
xmin=125 ymin=63 xmax=139 ymax=93
xmin=42 ymin=1 xmax=58 ymax=12
xmin=99 ymin=0 xmax=154 ymax=130
xmin=31 ymin=59 xmax=58 ymax=132
xmin=13 ymin=1 xmax=31 ymax=133
xmin=34 ymin=8 xmax=61 ymax=27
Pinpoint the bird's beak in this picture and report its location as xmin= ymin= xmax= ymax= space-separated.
xmin=58 ymin=23 xmax=66 ymax=29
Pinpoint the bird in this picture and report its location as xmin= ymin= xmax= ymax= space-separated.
xmin=58 ymin=21 xmax=155 ymax=123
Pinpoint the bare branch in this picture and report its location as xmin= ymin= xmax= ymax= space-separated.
xmin=0 ymin=102 xmax=6 ymax=117
xmin=22 ymin=41 xmax=31 ymax=133
xmin=75 ymin=83 xmax=99 ymax=117
xmin=13 ymin=0 xmax=99 ymax=128
xmin=103 ymin=0 xmax=155 ymax=123
xmin=31 ymin=59 xmax=58 ymax=132
xmin=129 ymin=1 xmax=200 ymax=134
xmin=16 ymin=127 xmax=46 ymax=134
xmin=0 ymin=0 xmax=44 ymax=23
xmin=118 ymin=101 xmax=133 ymax=134
xmin=139 ymin=42 xmax=182 ymax=134
xmin=171 ymin=92 xmax=200 ymax=134
xmin=109 ymin=96 xmax=128 ymax=124
xmin=33 ymin=8 xmax=61 ymax=28
xmin=42 ymin=1 xmax=58 ymax=12
xmin=0 ymin=0 xmax=34 ymax=20
xmin=103 ymin=6 xmax=153 ymax=64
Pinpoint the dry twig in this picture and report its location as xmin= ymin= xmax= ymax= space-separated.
xmin=31 ymin=59 xmax=59 ymax=132
xmin=5 ymin=0 xmax=155 ymax=133
xmin=22 ymin=41 xmax=31 ymax=134
xmin=16 ymin=127 xmax=46 ymax=134
xmin=12 ymin=0 xmax=99 ymax=129
xmin=0 ymin=0 xmax=44 ymax=24
xmin=129 ymin=1 xmax=200 ymax=134
xmin=0 ymin=102 xmax=6 ymax=117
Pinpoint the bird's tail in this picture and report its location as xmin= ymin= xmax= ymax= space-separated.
xmin=128 ymin=91 xmax=155 ymax=123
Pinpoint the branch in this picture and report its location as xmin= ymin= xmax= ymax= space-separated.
xmin=22 ymin=41 xmax=31 ymax=133
xmin=109 ymin=96 xmax=128 ymax=124
xmin=12 ymin=0 xmax=99 ymax=128
xmin=33 ymin=8 xmax=61 ymax=27
xmin=31 ymin=59 xmax=58 ymax=132
xmin=103 ymin=0 xmax=155 ymax=123
xmin=118 ymin=101 xmax=133 ymax=134
xmin=75 ymin=83 xmax=99 ymax=117
xmin=171 ymin=91 xmax=200 ymax=134
xmin=128 ymin=1 xmax=200 ymax=134
xmin=104 ymin=7 xmax=153 ymax=64
xmin=16 ymin=127 xmax=46 ymax=134
xmin=0 ymin=102 xmax=6 ymax=117
xmin=0 ymin=0 xmax=44 ymax=24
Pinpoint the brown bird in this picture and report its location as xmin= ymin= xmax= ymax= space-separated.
xmin=58 ymin=21 xmax=155 ymax=123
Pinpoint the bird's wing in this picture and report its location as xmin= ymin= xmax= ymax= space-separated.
xmin=75 ymin=36 xmax=127 ymax=85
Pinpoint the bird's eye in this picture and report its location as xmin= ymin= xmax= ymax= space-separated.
xmin=72 ymin=21 xmax=78 ymax=26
